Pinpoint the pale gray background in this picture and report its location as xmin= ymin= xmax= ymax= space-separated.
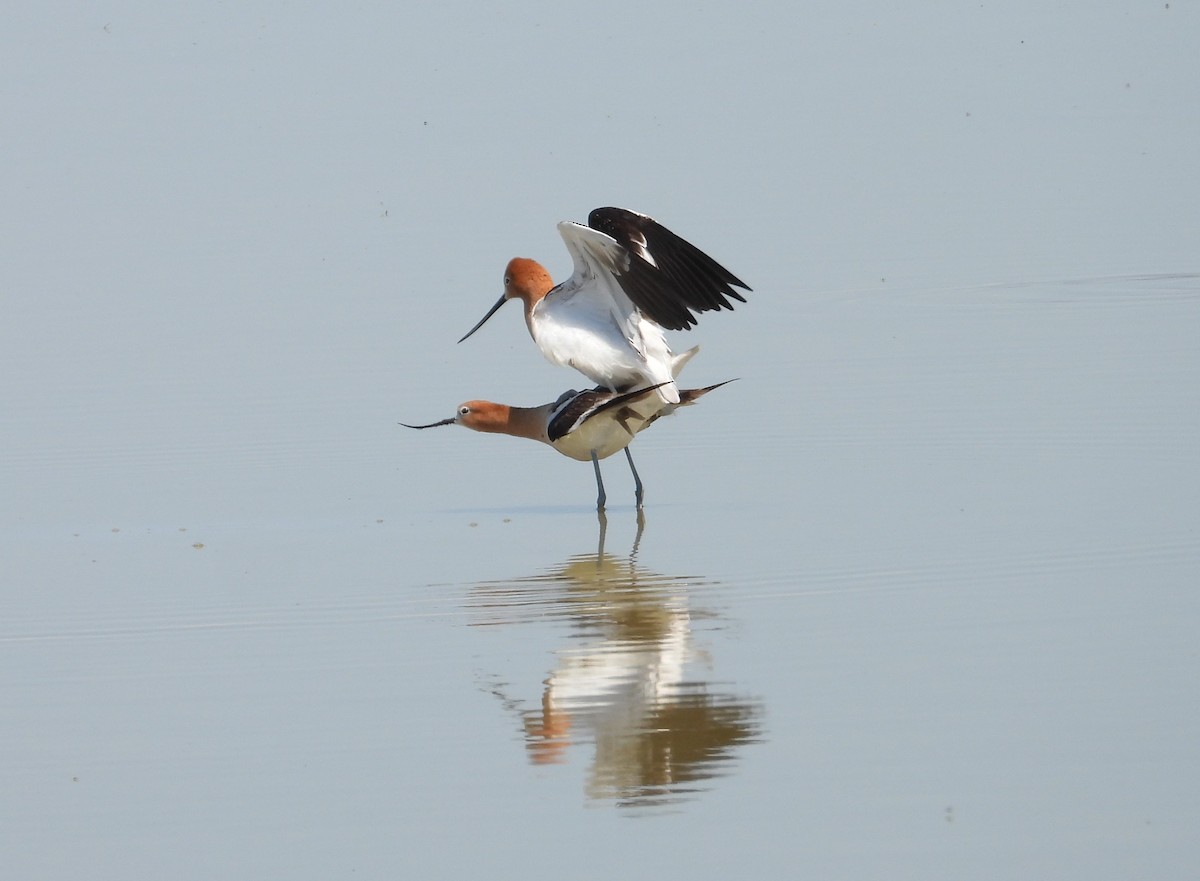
xmin=3 ymin=3 xmax=1198 ymax=879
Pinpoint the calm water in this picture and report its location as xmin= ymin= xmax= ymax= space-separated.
xmin=4 ymin=3 xmax=1199 ymax=879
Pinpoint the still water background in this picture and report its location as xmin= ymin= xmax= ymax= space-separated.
xmin=3 ymin=3 xmax=1198 ymax=878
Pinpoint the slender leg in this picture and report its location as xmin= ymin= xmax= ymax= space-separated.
xmin=632 ymin=507 xmax=646 ymax=558
xmin=590 ymin=451 xmax=606 ymax=510
xmin=595 ymin=507 xmax=608 ymax=558
xmin=623 ymin=447 xmax=644 ymax=509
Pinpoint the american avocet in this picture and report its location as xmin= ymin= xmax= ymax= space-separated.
xmin=458 ymin=207 xmax=750 ymax=404
xmin=401 ymin=380 xmax=733 ymax=509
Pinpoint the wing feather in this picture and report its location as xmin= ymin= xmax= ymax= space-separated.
xmin=587 ymin=207 xmax=751 ymax=331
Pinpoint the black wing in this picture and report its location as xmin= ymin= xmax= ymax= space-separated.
xmin=545 ymin=383 xmax=672 ymax=443
xmin=587 ymin=207 xmax=751 ymax=331
xmin=546 ymin=389 xmax=612 ymax=443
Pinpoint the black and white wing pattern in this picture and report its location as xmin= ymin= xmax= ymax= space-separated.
xmin=586 ymin=207 xmax=751 ymax=331
xmin=545 ymin=383 xmax=673 ymax=443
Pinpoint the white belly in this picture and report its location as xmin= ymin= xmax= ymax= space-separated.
xmin=550 ymin=394 xmax=671 ymax=462
xmin=531 ymin=299 xmax=679 ymax=400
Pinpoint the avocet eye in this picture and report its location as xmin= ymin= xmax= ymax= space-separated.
xmin=459 ymin=406 xmax=470 ymax=416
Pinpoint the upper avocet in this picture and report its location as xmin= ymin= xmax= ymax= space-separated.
xmin=458 ymin=207 xmax=750 ymax=404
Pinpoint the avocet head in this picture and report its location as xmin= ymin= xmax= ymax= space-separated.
xmin=458 ymin=258 xmax=553 ymax=343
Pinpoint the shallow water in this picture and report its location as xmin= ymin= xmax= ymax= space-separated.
xmin=4 ymin=3 xmax=1199 ymax=879
xmin=6 ymin=270 xmax=1196 ymax=876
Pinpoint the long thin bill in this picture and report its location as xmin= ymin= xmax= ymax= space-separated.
xmin=458 ymin=295 xmax=507 ymax=343
xmin=399 ymin=418 xmax=455 ymax=429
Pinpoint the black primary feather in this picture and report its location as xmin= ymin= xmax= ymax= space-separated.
xmin=587 ymin=207 xmax=751 ymax=331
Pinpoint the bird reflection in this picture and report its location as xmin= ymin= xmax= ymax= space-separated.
xmin=469 ymin=512 xmax=763 ymax=809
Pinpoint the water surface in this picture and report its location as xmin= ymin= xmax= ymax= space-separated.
xmin=3 ymin=2 xmax=1198 ymax=878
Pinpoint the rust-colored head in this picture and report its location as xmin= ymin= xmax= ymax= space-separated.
xmin=502 ymin=257 xmax=554 ymax=305
xmin=400 ymin=401 xmax=504 ymax=432
xmin=451 ymin=401 xmax=512 ymax=434
xmin=458 ymin=258 xmax=555 ymax=344
xmin=402 ymin=398 xmax=548 ymax=445
xmin=401 ymin=401 xmax=512 ymax=434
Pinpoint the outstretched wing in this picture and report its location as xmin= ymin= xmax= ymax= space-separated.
xmin=586 ymin=207 xmax=751 ymax=331
xmin=554 ymin=220 xmax=644 ymax=348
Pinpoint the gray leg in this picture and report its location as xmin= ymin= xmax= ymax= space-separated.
xmin=591 ymin=451 xmax=606 ymax=510
xmin=624 ymin=447 xmax=644 ymax=508
xmin=595 ymin=507 xmax=608 ymax=557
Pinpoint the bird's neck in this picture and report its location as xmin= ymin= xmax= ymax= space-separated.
xmin=522 ymin=297 xmax=539 ymax=337
xmin=506 ymin=404 xmax=553 ymax=445
xmin=470 ymin=403 xmax=552 ymax=446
